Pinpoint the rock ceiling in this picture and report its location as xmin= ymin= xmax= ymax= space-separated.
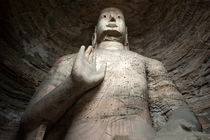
xmin=0 ymin=0 xmax=209 ymax=139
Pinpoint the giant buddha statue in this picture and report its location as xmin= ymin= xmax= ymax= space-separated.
xmin=18 ymin=7 xmax=208 ymax=140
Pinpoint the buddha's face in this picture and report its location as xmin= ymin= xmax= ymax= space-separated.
xmin=96 ymin=8 xmax=126 ymax=43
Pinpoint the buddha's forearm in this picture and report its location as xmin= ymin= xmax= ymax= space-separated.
xmin=21 ymin=77 xmax=86 ymax=132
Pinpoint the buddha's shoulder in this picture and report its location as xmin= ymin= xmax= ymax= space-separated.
xmin=59 ymin=53 xmax=76 ymax=62
xmin=53 ymin=53 xmax=76 ymax=65
xmin=50 ymin=54 xmax=77 ymax=75
xmin=125 ymin=50 xmax=162 ymax=65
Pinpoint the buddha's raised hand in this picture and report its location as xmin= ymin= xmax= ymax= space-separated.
xmin=71 ymin=45 xmax=106 ymax=91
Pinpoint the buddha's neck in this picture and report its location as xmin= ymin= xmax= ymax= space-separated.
xmin=97 ymin=41 xmax=125 ymax=50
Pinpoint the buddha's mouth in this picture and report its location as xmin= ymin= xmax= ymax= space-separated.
xmin=106 ymin=23 xmax=118 ymax=28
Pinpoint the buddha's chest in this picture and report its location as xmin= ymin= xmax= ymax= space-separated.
xmin=70 ymin=50 xmax=149 ymax=119
xmin=61 ymin=52 xmax=153 ymax=140
xmin=95 ymin=50 xmax=146 ymax=76
xmin=44 ymin=51 xmax=152 ymax=140
xmin=95 ymin=50 xmax=147 ymax=93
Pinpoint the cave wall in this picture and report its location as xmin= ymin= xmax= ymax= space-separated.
xmin=0 ymin=0 xmax=209 ymax=139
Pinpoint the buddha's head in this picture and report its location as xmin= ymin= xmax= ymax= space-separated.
xmin=92 ymin=7 xmax=129 ymax=49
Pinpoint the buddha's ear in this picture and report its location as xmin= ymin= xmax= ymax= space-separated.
xmin=92 ymin=26 xmax=97 ymax=49
xmin=124 ymin=26 xmax=129 ymax=50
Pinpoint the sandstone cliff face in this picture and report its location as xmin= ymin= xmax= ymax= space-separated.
xmin=0 ymin=0 xmax=209 ymax=139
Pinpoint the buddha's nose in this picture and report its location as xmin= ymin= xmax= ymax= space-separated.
xmin=109 ymin=16 xmax=116 ymax=22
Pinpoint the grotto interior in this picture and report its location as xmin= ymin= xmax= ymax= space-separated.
xmin=0 ymin=0 xmax=209 ymax=139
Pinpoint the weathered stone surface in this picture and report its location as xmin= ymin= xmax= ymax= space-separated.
xmin=0 ymin=0 xmax=209 ymax=139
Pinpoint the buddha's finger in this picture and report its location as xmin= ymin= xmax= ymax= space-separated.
xmin=77 ymin=45 xmax=85 ymax=59
xmin=85 ymin=45 xmax=92 ymax=59
xmin=88 ymin=50 xmax=93 ymax=62
xmin=93 ymin=52 xmax=96 ymax=65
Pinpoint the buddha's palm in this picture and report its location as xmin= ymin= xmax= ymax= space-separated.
xmin=71 ymin=45 xmax=106 ymax=91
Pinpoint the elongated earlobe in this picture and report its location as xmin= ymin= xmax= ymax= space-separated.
xmin=124 ymin=27 xmax=129 ymax=50
xmin=92 ymin=27 xmax=97 ymax=48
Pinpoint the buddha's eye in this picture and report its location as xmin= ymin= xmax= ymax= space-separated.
xmin=103 ymin=15 xmax=106 ymax=18
xmin=118 ymin=16 xmax=121 ymax=18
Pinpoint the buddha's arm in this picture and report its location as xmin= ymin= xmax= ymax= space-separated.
xmin=19 ymin=46 xmax=106 ymax=136
xmin=19 ymin=54 xmax=80 ymax=134
xmin=146 ymin=59 xmax=201 ymax=132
